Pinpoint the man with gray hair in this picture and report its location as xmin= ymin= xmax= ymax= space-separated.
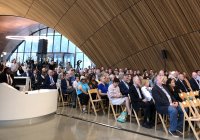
xmin=129 ymin=76 xmax=154 ymax=128
xmin=44 ymin=69 xmax=57 ymax=89
xmin=152 ymin=75 xmax=183 ymax=137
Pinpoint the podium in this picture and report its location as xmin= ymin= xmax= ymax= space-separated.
xmin=14 ymin=77 xmax=31 ymax=91
xmin=0 ymin=83 xmax=58 ymax=121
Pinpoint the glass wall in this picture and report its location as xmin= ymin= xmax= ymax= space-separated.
xmin=8 ymin=27 xmax=94 ymax=69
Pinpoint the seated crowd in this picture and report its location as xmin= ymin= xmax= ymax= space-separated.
xmin=1 ymin=59 xmax=200 ymax=137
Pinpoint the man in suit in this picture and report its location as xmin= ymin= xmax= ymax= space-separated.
xmin=0 ymin=67 xmax=14 ymax=86
xmin=189 ymin=72 xmax=200 ymax=92
xmin=31 ymin=69 xmax=40 ymax=90
xmin=61 ymin=73 xmax=77 ymax=108
xmin=129 ymin=76 xmax=154 ymax=128
xmin=22 ymin=67 xmax=32 ymax=78
xmin=44 ymin=70 xmax=57 ymax=89
xmin=38 ymin=68 xmax=47 ymax=89
xmin=152 ymin=75 xmax=183 ymax=137
xmin=175 ymin=73 xmax=190 ymax=93
xmin=119 ymin=74 xmax=129 ymax=97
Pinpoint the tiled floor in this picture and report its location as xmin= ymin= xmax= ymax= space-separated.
xmin=0 ymin=106 xmax=195 ymax=140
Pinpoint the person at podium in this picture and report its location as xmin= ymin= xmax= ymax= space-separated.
xmin=0 ymin=67 xmax=14 ymax=86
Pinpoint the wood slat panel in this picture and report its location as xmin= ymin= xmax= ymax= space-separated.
xmin=26 ymin=0 xmax=74 ymax=27
xmin=0 ymin=0 xmax=33 ymax=16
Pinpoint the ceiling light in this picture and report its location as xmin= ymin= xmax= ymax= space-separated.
xmin=6 ymin=36 xmax=48 ymax=42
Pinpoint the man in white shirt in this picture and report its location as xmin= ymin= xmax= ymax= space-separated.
xmin=73 ymin=76 xmax=80 ymax=90
xmin=10 ymin=59 xmax=18 ymax=74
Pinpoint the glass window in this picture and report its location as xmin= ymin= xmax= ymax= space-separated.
xmin=10 ymin=53 xmax=17 ymax=61
xmin=54 ymin=53 xmax=62 ymax=64
xmin=31 ymin=53 xmax=37 ymax=61
xmin=61 ymin=36 xmax=68 ymax=52
xmin=32 ymin=40 xmax=38 ymax=52
xmin=24 ymin=40 xmax=32 ymax=52
xmin=47 ymin=28 xmax=54 ymax=35
xmin=76 ymin=53 xmax=83 ymax=69
xmin=64 ymin=53 xmax=74 ymax=68
xmin=54 ymin=31 xmax=61 ymax=36
xmin=53 ymin=35 xmax=61 ymax=52
xmin=24 ymin=53 xmax=31 ymax=62
xmin=69 ymin=41 xmax=76 ymax=53
xmin=33 ymin=31 xmax=39 ymax=36
xmin=47 ymin=36 xmax=53 ymax=52
xmin=84 ymin=54 xmax=91 ymax=69
xmin=40 ymin=28 xmax=47 ymax=36
xmin=7 ymin=27 xmax=93 ymax=69
xmin=17 ymin=53 xmax=24 ymax=63
xmin=18 ymin=42 xmax=25 ymax=52
xmin=47 ymin=53 xmax=54 ymax=61
xmin=76 ymin=47 xmax=82 ymax=53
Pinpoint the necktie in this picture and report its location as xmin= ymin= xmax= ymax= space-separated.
xmin=181 ymin=80 xmax=188 ymax=92
xmin=195 ymin=79 xmax=200 ymax=89
xmin=51 ymin=77 xmax=54 ymax=84
xmin=124 ymin=81 xmax=129 ymax=89
xmin=135 ymin=85 xmax=142 ymax=99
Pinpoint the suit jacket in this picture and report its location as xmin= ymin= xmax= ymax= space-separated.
xmin=38 ymin=74 xmax=46 ymax=89
xmin=53 ymin=73 xmax=58 ymax=83
xmin=31 ymin=74 xmax=40 ymax=90
xmin=152 ymin=85 xmax=176 ymax=114
xmin=44 ymin=75 xmax=56 ymax=89
xmin=21 ymin=71 xmax=32 ymax=77
xmin=119 ymin=81 xmax=129 ymax=96
xmin=0 ymin=72 xmax=14 ymax=86
xmin=175 ymin=79 xmax=190 ymax=92
xmin=129 ymin=84 xmax=145 ymax=111
xmin=61 ymin=79 xmax=68 ymax=94
xmin=189 ymin=78 xmax=200 ymax=91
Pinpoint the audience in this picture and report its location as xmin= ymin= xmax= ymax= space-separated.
xmin=1 ymin=58 xmax=200 ymax=138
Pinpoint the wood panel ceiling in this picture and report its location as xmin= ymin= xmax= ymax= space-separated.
xmin=0 ymin=0 xmax=200 ymax=73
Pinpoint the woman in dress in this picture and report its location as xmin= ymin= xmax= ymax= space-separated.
xmin=108 ymin=78 xmax=131 ymax=115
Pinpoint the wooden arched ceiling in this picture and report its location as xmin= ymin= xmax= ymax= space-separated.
xmin=0 ymin=0 xmax=200 ymax=73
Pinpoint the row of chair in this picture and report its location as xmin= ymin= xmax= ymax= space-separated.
xmin=56 ymin=85 xmax=141 ymax=125
xmin=180 ymin=99 xmax=200 ymax=140
xmin=57 ymin=84 xmax=200 ymax=139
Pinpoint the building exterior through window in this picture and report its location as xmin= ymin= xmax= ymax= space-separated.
xmin=8 ymin=27 xmax=94 ymax=69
